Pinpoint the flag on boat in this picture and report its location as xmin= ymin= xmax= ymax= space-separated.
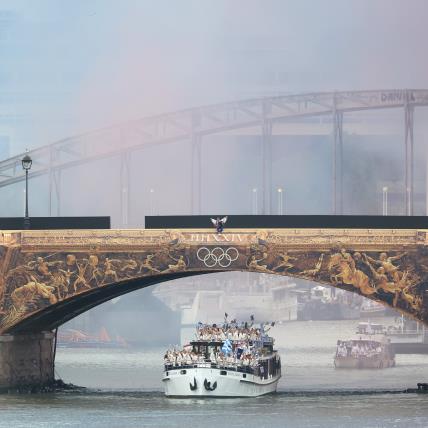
xmin=222 ymin=339 xmax=233 ymax=355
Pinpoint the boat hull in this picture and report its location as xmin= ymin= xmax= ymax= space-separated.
xmin=163 ymin=367 xmax=281 ymax=397
xmin=334 ymin=355 xmax=395 ymax=369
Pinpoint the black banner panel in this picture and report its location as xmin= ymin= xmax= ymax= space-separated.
xmin=145 ymin=215 xmax=428 ymax=230
xmin=0 ymin=217 xmax=111 ymax=230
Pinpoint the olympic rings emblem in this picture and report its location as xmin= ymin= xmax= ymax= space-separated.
xmin=196 ymin=246 xmax=239 ymax=268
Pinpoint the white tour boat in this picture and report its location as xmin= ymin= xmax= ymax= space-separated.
xmin=163 ymin=321 xmax=281 ymax=397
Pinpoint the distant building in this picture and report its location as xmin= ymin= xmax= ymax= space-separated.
xmin=154 ymin=272 xmax=298 ymax=326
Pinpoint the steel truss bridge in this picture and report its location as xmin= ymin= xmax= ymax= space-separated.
xmin=0 ymin=89 xmax=427 ymax=220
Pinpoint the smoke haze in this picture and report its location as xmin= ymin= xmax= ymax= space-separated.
xmin=1 ymin=0 xmax=428 ymax=150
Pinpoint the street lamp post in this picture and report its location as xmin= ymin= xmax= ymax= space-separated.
xmin=252 ymin=188 xmax=258 ymax=215
xmin=406 ymin=187 xmax=411 ymax=216
xmin=149 ymin=188 xmax=155 ymax=216
xmin=382 ymin=186 xmax=388 ymax=216
xmin=21 ymin=153 xmax=32 ymax=230
xmin=277 ymin=188 xmax=283 ymax=215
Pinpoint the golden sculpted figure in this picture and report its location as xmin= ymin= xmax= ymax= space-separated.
xmin=51 ymin=269 xmax=71 ymax=299
xmin=167 ymin=231 xmax=186 ymax=251
xmin=73 ymin=260 xmax=91 ymax=292
xmin=102 ymin=257 xmax=120 ymax=284
xmin=362 ymin=252 xmax=410 ymax=307
xmin=120 ymin=257 xmax=138 ymax=273
xmin=302 ymin=254 xmax=324 ymax=277
xmin=11 ymin=277 xmax=57 ymax=312
xmin=363 ymin=252 xmax=404 ymax=282
xmin=163 ymin=255 xmax=187 ymax=273
xmin=247 ymin=255 xmax=270 ymax=273
xmin=27 ymin=256 xmax=62 ymax=279
xmin=401 ymin=284 xmax=423 ymax=311
xmin=365 ymin=263 xmax=395 ymax=292
xmin=87 ymin=255 xmax=103 ymax=286
xmin=273 ymin=252 xmax=297 ymax=272
xmin=391 ymin=270 xmax=422 ymax=310
xmin=66 ymin=254 xmax=77 ymax=267
xmin=139 ymin=254 xmax=160 ymax=274
xmin=328 ymin=248 xmax=376 ymax=296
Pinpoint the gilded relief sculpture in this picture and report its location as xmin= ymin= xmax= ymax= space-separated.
xmin=245 ymin=230 xmax=428 ymax=319
xmin=273 ymin=252 xmax=297 ymax=273
xmin=0 ymin=228 xmax=428 ymax=333
xmin=328 ymin=248 xmax=376 ymax=296
xmin=138 ymin=254 xmax=160 ymax=274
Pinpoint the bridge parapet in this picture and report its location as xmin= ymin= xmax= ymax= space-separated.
xmin=0 ymin=228 xmax=428 ymax=334
xmin=5 ymin=227 xmax=426 ymax=249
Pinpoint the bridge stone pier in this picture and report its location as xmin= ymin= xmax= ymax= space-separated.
xmin=0 ymin=332 xmax=54 ymax=389
xmin=1 ymin=227 xmax=428 ymax=388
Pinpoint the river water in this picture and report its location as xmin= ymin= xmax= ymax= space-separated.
xmin=1 ymin=318 xmax=428 ymax=427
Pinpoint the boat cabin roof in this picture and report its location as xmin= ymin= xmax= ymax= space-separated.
xmin=358 ymin=322 xmax=383 ymax=327
xmin=356 ymin=322 xmax=384 ymax=333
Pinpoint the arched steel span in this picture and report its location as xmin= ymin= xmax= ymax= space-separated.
xmin=1 ymin=89 xmax=427 ymax=216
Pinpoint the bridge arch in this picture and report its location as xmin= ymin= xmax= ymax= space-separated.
xmin=1 ymin=227 xmax=428 ymax=334
xmin=3 ymin=268 xmax=372 ymax=334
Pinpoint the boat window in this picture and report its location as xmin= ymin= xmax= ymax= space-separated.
xmin=220 ymin=371 xmax=227 ymax=376
xmin=242 ymin=373 xmax=246 ymax=378
xmin=180 ymin=370 xmax=187 ymax=375
xmin=166 ymin=372 xmax=169 ymax=376
xmin=198 ymin=345 xmax=208 ymax=358
xmin=208 ymin=344 xmax=221 ymax=355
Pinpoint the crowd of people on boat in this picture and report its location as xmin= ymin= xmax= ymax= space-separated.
xmin=163 ymin=345 xmax=260 ymax=368
xmin=163 ymin=317 xmax=277 ymax=371
xmin=164 ymin=320 xmax=276 ymax=368
xmin=195 ymin=321 xmax=270 ymax=342
xmin=336 ymin=340 xmax=383 ymax=358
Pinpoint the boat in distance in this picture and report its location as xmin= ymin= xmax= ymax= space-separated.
xmin=56 ymin=327 xmax=128 ymax=349
xmin=334 ymin=324 xmax=395 ymax=369
xmin=385 ymin=316 xmax=428 ymax=354
xmin=163 ymin=320 xmax=281 ymax=397
xmin=355 ymin=317 xmax=428 ymax=354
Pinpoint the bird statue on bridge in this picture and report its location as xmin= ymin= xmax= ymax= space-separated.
xmin=211 ymin=216 xmax=228 ymax=233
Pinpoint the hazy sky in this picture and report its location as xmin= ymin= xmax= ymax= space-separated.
xmin=1 ymin=0 xmax=428 ymax=152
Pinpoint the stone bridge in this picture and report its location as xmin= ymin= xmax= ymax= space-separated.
xmin=1 ymin=226 xmax=428 ymax=388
